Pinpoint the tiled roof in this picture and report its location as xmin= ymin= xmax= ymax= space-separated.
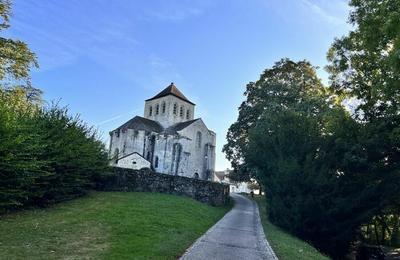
xmin=164 ymin=119 xmax=199 ymax=134
xmin=112 ymin=116 xmax=200 ymax=135
xmin=146 ymin=82 xmax=195 ymax=105
xmin=114 ymin=116 xmax=163 ymax=133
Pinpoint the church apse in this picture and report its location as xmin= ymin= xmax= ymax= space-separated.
xmin=109 ymin=83 xmax=216 ymax=180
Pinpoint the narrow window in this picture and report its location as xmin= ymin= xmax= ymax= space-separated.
xmin=196 ymin=131 xmax=202 ymax=149
xmin=155 ymin=156 xmax=159 ymax=168
xmin=156 ymin=104 xmax=160 ymax=115
xmin=180 ymin=106 xmax=184 ymax=117
xmin=186 ymin=109 xmax=190 ymax=120
xmin=149 ymin=106 xmax=153 ymax=116
xmin=162 ymin=102 xmax=166 ymax=113
xmin=173 ymin=103 xmax=177 ymax=115
xmin=114 ymin=148 xmax=119 ymax=163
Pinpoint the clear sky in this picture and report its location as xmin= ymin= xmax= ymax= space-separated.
xmin=8 ymin=0 xmax=351 ymax=170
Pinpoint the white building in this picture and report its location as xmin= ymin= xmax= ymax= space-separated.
xmin=109 ymin=83 xmax=216 ymax=180
xmin=214 ymin=169 xmax=259 ymax=194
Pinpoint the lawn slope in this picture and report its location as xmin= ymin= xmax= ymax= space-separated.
xmin=255 ymin=196 xmax=329 ymax=260
xmin=0 ymin=192 xmax=230 ymax=259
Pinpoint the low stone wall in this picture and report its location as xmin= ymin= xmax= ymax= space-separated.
xmin=95 ymin=167 xmax=230 ymax=206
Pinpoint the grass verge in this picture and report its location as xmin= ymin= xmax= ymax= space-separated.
xmin=254 ymin=195 xmax=329 ymax=260
xmin=0 ymin=192 xmax=231 ymax=259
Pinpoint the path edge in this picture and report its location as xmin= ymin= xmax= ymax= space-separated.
xmin=253 ymin=198 xmax=279 ymax=259
xmin=179 ymin=200 xmax=234 ymax=259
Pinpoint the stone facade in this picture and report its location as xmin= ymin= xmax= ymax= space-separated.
xmin=109 ymin=83 xmax=216 ymax=180
xmin=96 ymin=167 xmax=230 ymax=206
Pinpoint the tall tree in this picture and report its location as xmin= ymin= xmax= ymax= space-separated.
xmin=327 ymin=0 xmax=400 ymax=248
xmin=223 ymin=59 xmax=326 ymax=181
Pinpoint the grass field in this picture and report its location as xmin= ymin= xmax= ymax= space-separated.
xmin=254 ymin=196 xmax=330 ymax=260
xmin=0 ymin=192 xmax=231 ymax=259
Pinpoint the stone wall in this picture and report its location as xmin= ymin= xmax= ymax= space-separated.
xmin=95 ymin=167 xmax=230 ymax=206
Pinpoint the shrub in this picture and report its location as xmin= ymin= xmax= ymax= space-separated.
xmin=0 ymin=92 xmax=108 ymax=212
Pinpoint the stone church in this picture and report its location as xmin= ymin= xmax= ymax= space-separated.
xmin=109 ymin=83 xmax=216 ymax=180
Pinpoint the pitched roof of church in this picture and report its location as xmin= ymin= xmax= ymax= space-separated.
xmin=115 ymin=116 xmax=163 ymax=133
xmin=164 ymin=118 xmax=200 ymax=134
xmin=117 ymin=151 xmax=148 ymax=161
xmin=112 ymin=116 xmax=202 ymax=135
xmin=146 ymin=82 xmax=195 ymax=105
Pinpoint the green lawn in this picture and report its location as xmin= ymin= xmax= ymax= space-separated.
xmin=0 ymin=192 xmax=231 ymax=259
xmin=254 ymin=196 xmax=330 ymax=260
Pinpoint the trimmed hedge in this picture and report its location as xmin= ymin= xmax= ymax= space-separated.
xmin=0 ymin=94 xmax=108 ymax=212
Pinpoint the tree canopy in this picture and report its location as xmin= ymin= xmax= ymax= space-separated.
xmin=0 ymin=0 xmax=37 ymax=86
xmin=225 ymin=0 xmax=400 ymax=257
xmin=327 ymin=0 xmax=400 ymax=119
xmin=223 ymin=59 xmax=326 ymax=181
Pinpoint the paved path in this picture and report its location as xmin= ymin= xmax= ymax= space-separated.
xmin=180 ymin=194 xmax=278 ymax=260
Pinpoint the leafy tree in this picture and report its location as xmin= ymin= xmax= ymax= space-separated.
xmin=226 ymin=55 xmax=400 ymax=257
xmin=223 ymin=59 xmax=326 ymax=181
xmin=0 ymin=0 xmax=38 ymax=85
xmin=327 ymin=0 xmax=400 ymax=119
xmin=243 ymin=79 xmax=373 ymax=257
xmin=327 ymin=0 xmax=400 ymax=250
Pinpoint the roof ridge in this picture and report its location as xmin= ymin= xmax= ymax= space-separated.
xmin=145 ymin=83 xmax=195 ymax=105
xmin=117 ymin=151 xmax=149 ymax=161
xmin=113 ymin=115 xmax=163 ymax=133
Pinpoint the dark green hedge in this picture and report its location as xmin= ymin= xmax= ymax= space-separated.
xmin=0 ymin=98 xmax=109 ymax=212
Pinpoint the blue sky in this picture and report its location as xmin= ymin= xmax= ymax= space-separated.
xmin=8 ymin=0 xmax=351 ymax=170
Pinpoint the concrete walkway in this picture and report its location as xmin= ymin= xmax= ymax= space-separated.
xmin=180 ymin=194 xmax=278 ymax=260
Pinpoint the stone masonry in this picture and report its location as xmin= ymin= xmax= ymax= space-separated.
xmin=96 ymin=167 xmax=230 ymax=206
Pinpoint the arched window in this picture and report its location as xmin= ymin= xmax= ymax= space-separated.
xmin=162 ymin=102 xmax=166 ymax=113
xmin=114 ymin=148 xmax=119 ymax=163
xmin=156 ymin=104 xmax=160 ymax=115
xmin=155 ymin=156 xmax=159 ymax=168
xmin=180 ymin=106 xmax=184 ymax=117
xmin=149 ymin=106 xmax=153 ymax=116
xmin=196 ymin=131 xmax=202 ymax=149
xmin=173 ymin=103 xmax=178 ymax=115
xmin=186 ymin=109 xmax=190 ymax=120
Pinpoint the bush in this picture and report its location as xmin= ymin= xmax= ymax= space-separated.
xmin=0 ymin=92 xmax=108 ymax=212
xmin=247 ymin=107 xmax=400 ymax=258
